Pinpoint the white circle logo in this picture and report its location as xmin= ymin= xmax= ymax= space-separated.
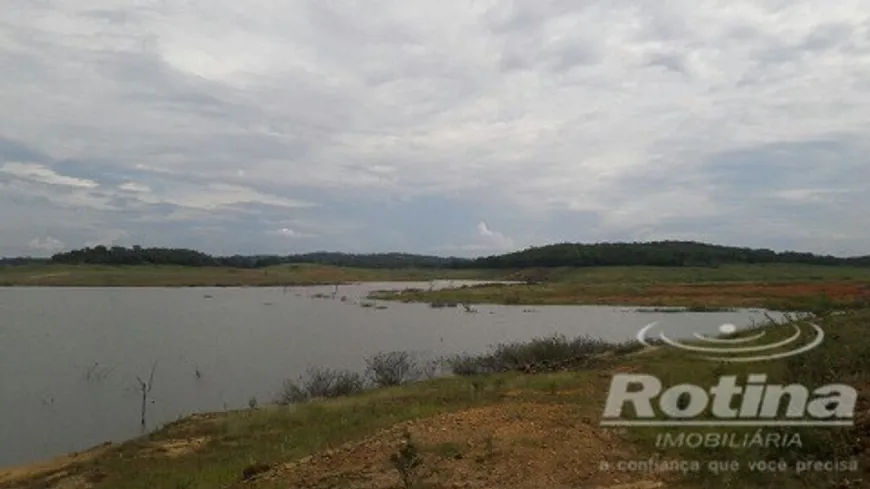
xmin=636 ymin=321 xmax=825 ymax=362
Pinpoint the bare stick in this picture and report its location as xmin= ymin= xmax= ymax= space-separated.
xmin=136 ymin=360 xmax=158 ymax=434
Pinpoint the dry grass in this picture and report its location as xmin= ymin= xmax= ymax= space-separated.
xmin=0 ymin=263 xmax=505 ymax=287
xmin=375 ymin=272 xmax=870 ymax=312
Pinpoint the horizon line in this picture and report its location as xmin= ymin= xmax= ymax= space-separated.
xmin=7 ymin=239 xmax=870 ymax=261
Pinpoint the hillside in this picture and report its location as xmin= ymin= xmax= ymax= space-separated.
xmin=471 ymin=240 xmax=870 ymax=268
xmin=15 ymin=241 xmax=870 ymax=269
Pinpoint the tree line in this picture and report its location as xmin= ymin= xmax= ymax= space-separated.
xmin=38 ymin=241 xmax=870 ymax=269
xmin=469 ymin=241 xmax=870 ymax=268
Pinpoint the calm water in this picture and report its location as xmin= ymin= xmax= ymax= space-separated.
xmin=0 ymin=282 xmax=779 ymax=467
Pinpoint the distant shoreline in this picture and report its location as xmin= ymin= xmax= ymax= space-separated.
xmin=2 ymin=263 xmax=868 ymax=312
xmin=0 ymin=263 xmax=505 ymax=287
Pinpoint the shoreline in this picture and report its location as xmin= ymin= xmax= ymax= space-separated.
xmin=0 ymin=264 xmax=508 ymax=288
xmin=1 ymin=264 xmax=867 ymax=313
xmin=4 ymin=309 xmax=868 ymax=488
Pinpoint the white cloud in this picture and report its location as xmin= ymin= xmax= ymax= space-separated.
xmin=133 ymin=182 xmax=314 ymax=210
xmin=1 ymin=1 xmax=870 ymax=255
xmin=119 ymin=181 xmax=151 ymax=193
xmin=272 ymin=227 xmax=316 ymax=238
xmin=774 ymin=188 xmax=849 ymax=203
xmin=28 ymin=236 xmax=64 ymax=253
xmin=1 ymin=162 xmax=98 ymax=188
xmin=437 ymin=221 xmax=516 ymax=254
xmin=476 ymin=221 xmax=514 ymax=249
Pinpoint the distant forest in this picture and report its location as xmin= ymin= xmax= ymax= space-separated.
xmin=1 ymin=241 xmax=865 ymax=269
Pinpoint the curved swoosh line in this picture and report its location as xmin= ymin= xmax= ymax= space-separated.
xmin=693 ymin=330 xmax=767 ymax=343
xmin=658 ymin=324 xmax=803 ymax=353
xmin=703 ymin=323 xmax=825 ymax=362
xmin=636 ymin=322 xmax=659 ymax=346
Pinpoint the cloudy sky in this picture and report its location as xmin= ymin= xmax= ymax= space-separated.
xmin=2 ymin=1 xmax=869 ymax=258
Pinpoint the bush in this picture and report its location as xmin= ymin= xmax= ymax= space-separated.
xmin=366 ymin=351 xmax=421 ymax=387
xmin=278 ymin=379 xmax=309 ymax=404
xmin=611 ymin=341 xmax=646 ymax=356
xmin=444 ymin=354 xmax=490 ymax=376
xmin=446 ymin=334 xmax=615 ymax=376
xmin=278 ymin=366 xmax=365 ymax=404
xmin=390 ymin=431 xmax=423 ymax=488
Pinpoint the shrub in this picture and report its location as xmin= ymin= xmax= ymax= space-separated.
xmin=611 ymin=341 xmax=646 ymax=356
xmin=366 ymin=351 xmax=421 ymax=387
xmin=390 ymin=431 xmax=423 ymax=488
xmin=446 ymin=334 xmax=614 ymax=375
xmin=278 ymin=366 xmax=365 ymax=404
xmin=444 ymin=354 xmax=489 ymax=376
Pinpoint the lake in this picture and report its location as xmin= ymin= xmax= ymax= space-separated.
xmin=0 ymin=282 xmax=780 ymax=467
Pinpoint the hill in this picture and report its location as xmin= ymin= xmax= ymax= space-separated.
xmin=471 ymin=240 xmax=870 ymax=268
xmin=36 ymin=241 xmax=870 ymax=269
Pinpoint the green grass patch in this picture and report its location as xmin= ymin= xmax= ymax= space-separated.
xmin=608 ymin=310 xmax=870 ymax=488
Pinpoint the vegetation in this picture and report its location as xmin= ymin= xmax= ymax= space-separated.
xmin=277 ymin=367 xmax=366 ymax=405
xmin=3 ymin=242 xmax=868 ymax=296
xmin=366 ymin=351 xmax=424 ymax=387
xmin=618 ymin=310 xmax=870 ymax=488
xmin=0 ymin=257 xmax=47 ymax=267
xmin=390 ymin=431 xmax=424 ymax=489
xmin=279 ymin=353 xmax=438 ymax=405
xmin=47 ymin=247 xmax=471 ymax=269
xmin=468 ymin=240 xmax=870 ymax=269
xmin=5 ymin=308 xmax=869 ymax=489
xmin=444 ymin=334 xmax=615 ymax=376
xmin=374 ymin=263 xmax=870 ymax=312
xmin=2 ymin=240 xmax=866 ymax=271
xmin=0 ymin=263 xmax=502 ymax=287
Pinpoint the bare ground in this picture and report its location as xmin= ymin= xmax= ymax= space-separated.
xmin=0 ymin=443 xmax=113 ymax=487
xmin=239 ymin=400 xmax=666 ymax=489
xmin=1 ymin=399 xmax=666 ymax=489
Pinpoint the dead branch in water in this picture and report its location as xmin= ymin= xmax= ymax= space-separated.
xmin=135 ymin=360 xmax=158 ymax=434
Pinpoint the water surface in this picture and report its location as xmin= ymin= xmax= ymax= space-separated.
xmin=0 ymin=282 xmax=778 ymax=466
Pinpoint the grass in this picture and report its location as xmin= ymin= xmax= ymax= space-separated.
xmin=371 ymin=264 xmax=870 ymax=312
xmin=4 ymin=262 xmax=866 ymax=289
xmin=6 ymin=308 xmax=870 ymax=488
xmin=501 ymin=263 xmax=870 ymax=284
xmin=0 ymin=263 xmax=506 ymax=287
xmin=6 ymin=373 xmax=583 ymax=489
xmin=5 ymin=263 xmax=870 ymax=314
xmin=608 ymin=309 xmax=870 ymax=488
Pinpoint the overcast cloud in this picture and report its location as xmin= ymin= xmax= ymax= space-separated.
xmin=1 ymin=1 xmax=869 ymax=257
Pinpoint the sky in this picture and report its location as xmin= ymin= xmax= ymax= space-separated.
xmin=1 ymin=1 xmax=869 ymax=258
